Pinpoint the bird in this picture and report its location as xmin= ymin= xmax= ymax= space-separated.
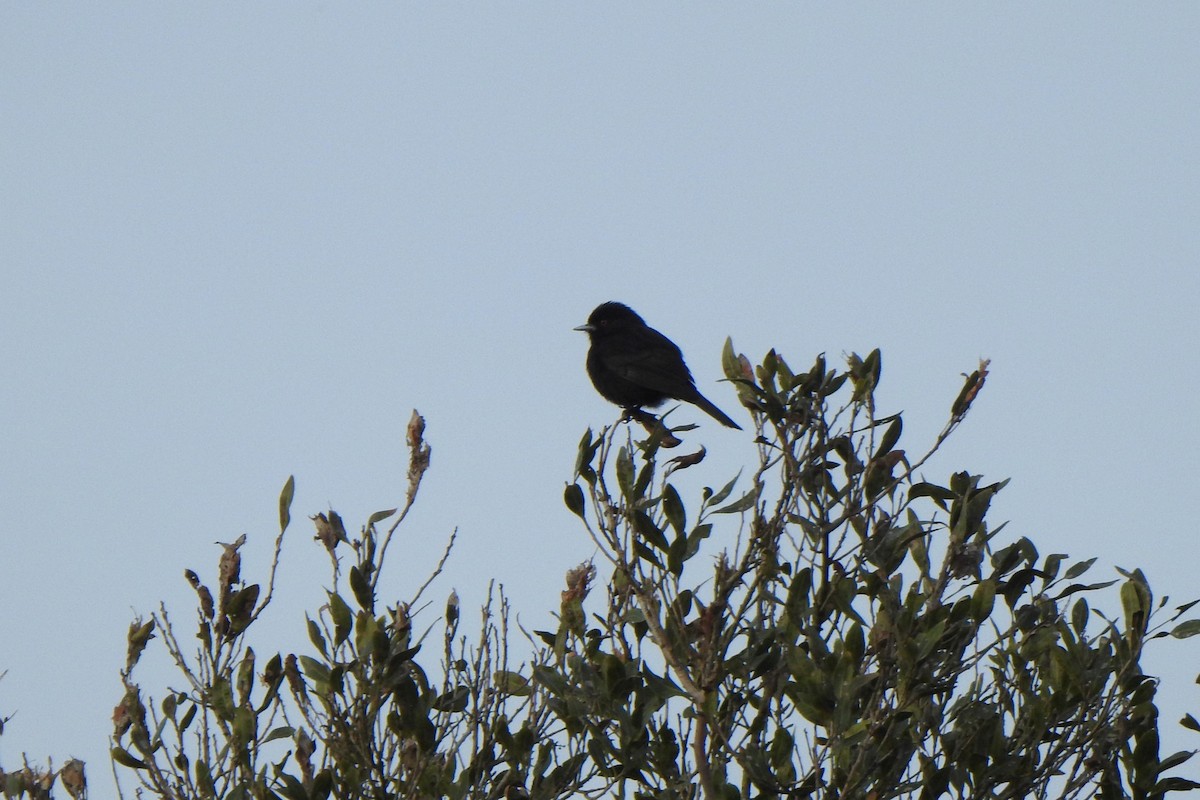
xmin=574 ymin=301 xmax=742 ymax=430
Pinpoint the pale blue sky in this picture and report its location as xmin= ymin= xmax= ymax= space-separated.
xmin=3 ymin=4 xmax=1199 ymax=781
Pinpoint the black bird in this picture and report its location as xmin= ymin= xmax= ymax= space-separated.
xmin=575 ymin=301 xmax=742 ymax=430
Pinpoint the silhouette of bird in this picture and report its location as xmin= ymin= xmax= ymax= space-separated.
xmin=574 ymin=301 xmax=741 ymax=430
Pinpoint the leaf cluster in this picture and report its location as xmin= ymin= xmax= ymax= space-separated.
xmin=4 ymin=352 xmax=1199 ymax=800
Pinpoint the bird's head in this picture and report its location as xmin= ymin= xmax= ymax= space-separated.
xmin=573 ymin=301 xmax=645 ymax=336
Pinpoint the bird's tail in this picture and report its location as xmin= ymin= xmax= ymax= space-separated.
xmin=692 ymin=392 xmax=742 ymax=430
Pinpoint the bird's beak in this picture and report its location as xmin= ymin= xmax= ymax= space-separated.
xmin=573 ymin=324 xmax=594 ymax=333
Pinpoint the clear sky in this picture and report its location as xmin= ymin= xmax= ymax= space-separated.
xmin=3 ymin=4 xmax=1199 ymax=783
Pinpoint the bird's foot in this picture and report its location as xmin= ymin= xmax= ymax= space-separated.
xmin=621 ymin=408 xmax=682 ymax=448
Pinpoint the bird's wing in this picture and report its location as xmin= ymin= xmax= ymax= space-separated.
xmin=598 ymin=328 xmax=696 ymax=397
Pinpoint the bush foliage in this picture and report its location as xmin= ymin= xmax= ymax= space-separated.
xmin=4 ymin=345 xmax=1199 ymax=800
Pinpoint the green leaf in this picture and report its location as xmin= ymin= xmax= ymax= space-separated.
xmin=848 ymin=348 xmax=882 ymax=402
xmin=1041 ymin=553 xmax=1065 ymax=583
xmin=224 ymin=584 xmax=261 ymax=637
xmin=299 ymin=656 xmax=331 ymax=685
xmin=616 ymin=446 xmax=635 ymax=499
xmin=209 ymin=677 xmax=235 ymax=722
xmin=236 ymin=647 xmax=256 ymax=705
xmin=686 ymin=523 xmax=713 ymax=555
xmin=713 ymin=483 xmax=759 ymax=514
xmin=641 ymin=663 xmax=685 ymax=699
xmin=262 ymin=725 xmax=295 ymax=744
xmin=232 ymin=705 xmax=256 ymax=746
xmin=546 ymin=753 xmax=587 ymax=794
xmin=1157 ymin=750 xmax=1195 ymax=772
xmin=328 ymin=592 xmax=353 ymax=646
xmin=1054 ymin=579 xmax=1119 ymax=600
xmin=1121 ymin=577 xmax=1152 ymax=630
xmin=354 ymin=612 xmax=383 ymax=659
xmin=575 ymin=428 xmax=600 ymax=484
xmin=279 ymin=475 xmax=295 ymax=533
xmin=1002 ymin=568 xmax=1038 ymax=607
xmin=1072 ymin=598 xmax=1089 ymax=635
xmin=767 ymin=726 xmax=795 ymax=776
xmin=971 ymin=580 xmax=996 ymax=622
xmin=667 ymin=533 xmax=687 ymax=578
xmin=494 ymin=670 xmax=532 ymax=696
xmin=909 ymin=482 xmax=955 ymax=506
xmin=306 ymin=617 xmax=327 ymax=657
xmin=311 ymin=770 xmax=333 ymax=800
xmin=668 ymin=523 xmax=712 ymax=577
xmin=196 ymin=760 xmax=215 ymax=798
xmin=111 ymin=746 xmax=148 ymax=770
xmin=367 ymin=508 xmax=397 ymax=527
xmin=563 ymin=483 xmax=586 ymax=520
xmin=662 ymin=484 xmax=685 ymax=535
xmin=1155 ymin=777 xmax=1200 ymax=792
xmin=916 ymin=620 xmax=949 ymax=662
xmin=876 ymin=415 xmax=902 ymax=457
xmin=634 ymin=537 xmax=665 ymax=568
xmin=1177 ymin=599 xmax=1200 ymax=615
xmin=785 ymin=568 xmax=813 ymax=621
xmin=349 ymin=565 xmax=374 ymax=612
xmin=785 ymin=661 xmax=834 ymax=726
xmin=179 ymin=702 xmax=197 ymax=732
xmin=721 ymin=337 xmax=742 ymax=381
xmin=632 ymin=511 xmax=670 ymax=552
xmin=706 ymin=471 xmax=741 ymax=507
xmin=634 ymin=457 xmax=656 ymax=499
xmin=1065 ymin=557 xmax=1097 ymax=580
xmin=622 ymin=607 xmax=647 ymax=625
xmin=532 ymin=665 xmax=569 ymax=696
xmin=1170 ymin=620 xmax=1200 ymax=639
xmin=432 ymin=685 xmax=470 ymax=712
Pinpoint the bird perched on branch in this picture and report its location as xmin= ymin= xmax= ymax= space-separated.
xmin=574 ymin=301 xmax=741 ymax=430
